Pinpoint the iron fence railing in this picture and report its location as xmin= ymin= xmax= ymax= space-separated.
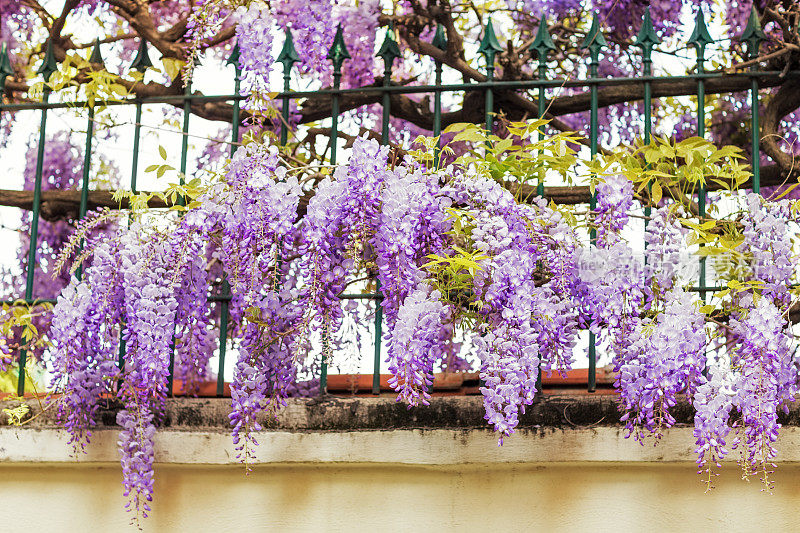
xmin=1 ymin=10 xmax=798 ymax=397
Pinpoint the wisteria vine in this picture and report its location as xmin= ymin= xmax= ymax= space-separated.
xmin=18 ymin=129 xmax=800 ymax=521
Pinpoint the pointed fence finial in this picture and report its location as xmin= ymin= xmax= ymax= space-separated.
xmin=740 ymin=5 xmax=766 ymax=58
xmin=277 ymin=29 xmax=300 ymax=73
xmin=0 ymin=43 xmax=13 ymax=91
xmin=580 ymin=13 xmax=607 ymax=62
xmin=376 ymin=24 xmax=402 ymax=68
xmin=688 ymin=8 xmax=713 ymax=51
xmin=327 ymin=25 xmax=351 ymax=71
xmin=225 ymin=42 xmax=240 ymax=69
xmin=530 ymin=14 xmax=556 ymax=62
xmin=635 ymin=8 xmax=660 ymax=48
xmin=478 ymin=17 xmax=503 ymax=67
xmin=37 ymin=39 xmax=59 ymax=82
xmin=432 ymin=23 xmax=448 ymax=52
xmin=130 ymin=38 xmax=154 ymax=72
xmin=88 ymin=38 xmax=105 ymax=67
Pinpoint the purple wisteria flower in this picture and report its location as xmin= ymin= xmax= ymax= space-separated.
xmin=644 ymin=206 xmax=689 ymax=305
xmin=387 ymin=285 xmax=450 ymax=406
xmin=595 ymin=174 xmax=634 ymax=247
xmin=235 ymin=2 xmax=274 ymax=113
xmin=742 ymin=193 xmax=794 ymax=308
xmin=617 ymin=287 xmax=707 ymax=441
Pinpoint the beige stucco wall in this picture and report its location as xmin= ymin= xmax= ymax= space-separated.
xmin=2 ymin=462 xmax=800 ymax=532
xmin=4 ymin=398 xmax=800 ymax=532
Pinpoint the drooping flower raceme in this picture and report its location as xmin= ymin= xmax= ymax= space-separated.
xmin=275 ymin=0 xmax=333 ymax=77
xmin=235 ymin=2 xmax=274 ymax=114
xmin=693 ymin=358 xmax=736 ymax=488
xmin=742 ymin=193 xmax=794 ymax=308
xmin=48 ymin=249 xmax=121 ymax=453
xmin=617 ymin=287 xmax=707 ymax=441
xmin=442 ymin=173 xmax=578 ymax=440
xmin=173 ymin=241 xmax=216 ymax=396
xmin=644 ymin=207 xmax=689 ymax=305
xmin=595 ymin=174 xmax=634 ymax=247
xmin=729 ymin=295 xmax=798 ymax=486
xmin=303 ymin=137 xmax=396 ymax=333
xmin=202 ymin=141 xmax=305 ymax=465
xmin=692 ymin=294 xmax=798 ymax=490
xmin=115 ymin=228 xmax=182 ymax=517
xmin=575 ymin=241 xmax=645 ymax=353
xmin=387 ymin=285 xmax=450 ymax=407
xmin=376 ymin=166 xmax=452 ymax=327
xmin=579 ymin=174 xmax=644 ymax=361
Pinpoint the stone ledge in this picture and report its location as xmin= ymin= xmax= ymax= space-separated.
xmin=5 ymin=393 xmax=800 ymax=431
xmin=1 ymin=395 xmax=799 ymax=465
xmin=2 ymin=425 xmax=800 ymax=465
xmin=1 ymin=394 xmax=633 ymax=430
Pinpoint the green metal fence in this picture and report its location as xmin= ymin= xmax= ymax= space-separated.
xmin=0 ymin=9 xmax=794 ymax=397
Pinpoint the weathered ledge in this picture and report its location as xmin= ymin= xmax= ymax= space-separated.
xmin=3 ymin=396 xmax=800 ymax=466
xmin=4 ymin=394 xmax=800 ymax=432
xmin=2 ymin=395 xmax=626 ymax=431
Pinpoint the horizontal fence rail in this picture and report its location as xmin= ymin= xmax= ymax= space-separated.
xmin=0 ymin=10 xmax=793 ymax=397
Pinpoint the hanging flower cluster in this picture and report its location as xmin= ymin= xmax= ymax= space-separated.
xmin=617 ymin=287 xmax=707 ymax=441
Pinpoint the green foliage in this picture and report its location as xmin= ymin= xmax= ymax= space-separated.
xmin=611 ymin=135 xmax=750 ymax=207
xmin=0 ymin=301 xmax=52 ymax=354
xmin=2 ymin=403 xmax=30 ymax=425
xmin=29 ymin=48 xmax=130 ymax=108
xmin=0 ymin=303 xmax=51 ymax=395
xmin=443 ymin=121 xmax=582 ymax=189
xmin=114 ymin=143 xmax=212 ymax=215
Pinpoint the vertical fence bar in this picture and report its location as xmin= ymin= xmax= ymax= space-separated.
xmin=277 ymin=32 xmax=298 ymax=146
xmin=167 ymin=82 xmax=192 ymax=394
xmin=321 ymin=26 xmax=350 ymax=393
xmin=0 ymin=44 xmax=12 ymax=95
xmin=17 ymin=41 xmax=58 ymax=396
xmin=178 ymin=83 xmax=191 ymax=202
xmin=580 ymin=15 xmax=606 ymax=393
xmin=432 ymin=25 xmax=446 ymax=168
xmin=326 ymin=25 xmax=349 ymax=168
xmin=77 ymin=40 xmax=104 ymax=234
xmin=130 ymin=101 xmax=143 ymax=209
xmin=636 ymin=9 xmax=658 ymax=324
xmin=690 ymin=9 xmax=712 ymax=302
xmin=741 ymin=7 xmax=764 ymax=194
xmin=478 ymin=18 xmax=502 ymax=135
xmin=119 ymin=38 xmax=154 ymax=371
xmin=636 ymin=10 xmax=658 ymax=149
xmin=531 ymin=15 xmax=555 ymax=393
xmin=76 ymin=42 xmax=104 ymax=280
xmin=531 ymin=15 xmax=555 ymax=198
xmin=635 ymin=10 xmax=659 ymax=344
xmin=216 ymin=44 xmax=242 ymax=397
xmin=374 ymin=26 xmax=401 ymax=395
xmin=118 ymin=98 xmax=143 ymax=371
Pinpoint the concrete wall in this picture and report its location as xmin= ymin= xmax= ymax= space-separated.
xmin=3 ymin=462 xmax=800 ymax=532
xmin=3 ymin=397 xmax=800 ymax=532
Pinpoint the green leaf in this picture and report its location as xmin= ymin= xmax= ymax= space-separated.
xmin=774 ymin=182 xmax=800 ymax=200
xmin=443 ymin=123 xmax=470 ymax=134
xmin=651 ymin=181 xmax=662 ymax=204
xmin=159 ymin=145 xmax=167 ymax=160
xmin=161 ymin=57 xmax=185 ymax=81
xmin=453 ymin=129 xmax=485 ymax=144
xmin=494 ymin=138 xmax=513 ymax=153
